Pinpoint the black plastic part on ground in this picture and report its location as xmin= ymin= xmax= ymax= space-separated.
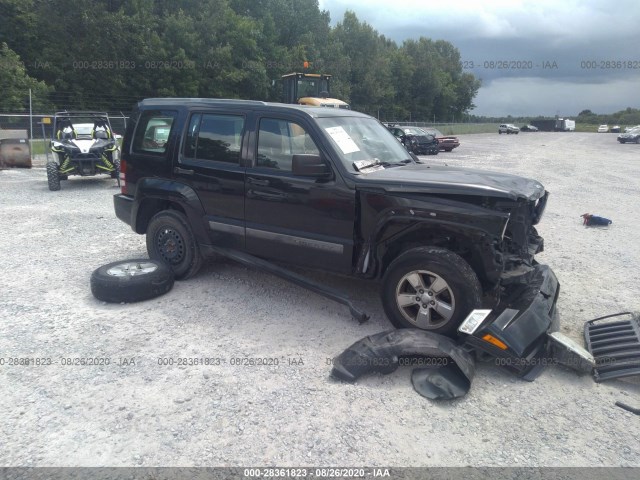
xmin=585 ymin=312 xmax=640 ymax=382
xmin=330 ymin=329 xmax=475 ymax=400
xmin=90 ymin=259 xmax=175 ymax=303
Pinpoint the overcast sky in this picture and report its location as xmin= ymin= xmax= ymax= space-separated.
xmin=318 ymin=0 xmax=640 ymax=117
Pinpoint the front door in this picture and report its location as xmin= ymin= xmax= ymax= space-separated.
xmin=244 ymin=115 xmax=355 ymax=273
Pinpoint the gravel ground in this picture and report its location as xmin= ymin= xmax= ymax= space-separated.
xmin=1 ymin=132 xmax=639 ymax=467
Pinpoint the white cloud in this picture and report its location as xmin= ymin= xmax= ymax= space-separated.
xmin=320 ymin=0 xmax=640 ymax=43
xmin=318 ymin=0 xmax=640 ymax=115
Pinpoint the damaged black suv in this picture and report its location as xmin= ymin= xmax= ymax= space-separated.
xmin=114 ymin=99 xmax=558 ymax=346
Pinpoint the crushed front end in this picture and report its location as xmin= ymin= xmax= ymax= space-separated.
xmin=460 ymin=263 xmax=561 ymax=380
xmin=457 ymin=190 xmax=585 ymax=380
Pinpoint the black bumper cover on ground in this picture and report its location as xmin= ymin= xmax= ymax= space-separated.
xmin=463 ymin=263 xmax=560 ymax=380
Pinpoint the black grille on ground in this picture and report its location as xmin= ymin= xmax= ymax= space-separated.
xmin=584 ymin=312 xmax=640 ymax=382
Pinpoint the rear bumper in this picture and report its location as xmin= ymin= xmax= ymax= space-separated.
xmin=461 ymin=263 xmax=561 ymax=380
xmin=114 ymin=194 xmax=135 ymax=230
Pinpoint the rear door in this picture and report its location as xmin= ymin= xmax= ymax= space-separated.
xmin=172 ymin=110 xmax=248 ymax=249
xmin=244 ymin=114 xmax=356 ymax=273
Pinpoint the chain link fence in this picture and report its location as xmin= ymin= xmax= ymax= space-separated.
xmin=0 ymin=113 xmax=129 ymax=141
xmin=0 ymin=113 xmax=129 ymax=166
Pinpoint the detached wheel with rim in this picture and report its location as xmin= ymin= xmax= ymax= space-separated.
xmin=146 ymin=210 xmax=203 ymax=280
xmin=381 ymin=247 xmax=482 ymax=336
xmin=90 ymin=259 xmax=174 ymax=303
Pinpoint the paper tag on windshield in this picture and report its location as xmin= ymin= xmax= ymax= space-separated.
xmin=325 ymin=126 xmax=360 ymax=154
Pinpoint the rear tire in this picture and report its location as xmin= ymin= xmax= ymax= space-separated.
xmin=381 ymin=247 xmax=482 ymax=336
xmin=146 ymin=210 xmax=203 ymax=280
xmin=46 ymin=162 xmax=60 ymax=191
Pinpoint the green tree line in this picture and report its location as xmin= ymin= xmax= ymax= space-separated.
xmin=574 ymin=108 xmax=640 ymax=126
xmin=0 ymin=0 xmax=480 ymax=120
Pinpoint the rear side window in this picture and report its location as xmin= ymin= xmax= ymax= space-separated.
xmin=132 ymin=110 xmax=177 ymax=155
xmin=184 ymin=113 xmax=244 ymax=163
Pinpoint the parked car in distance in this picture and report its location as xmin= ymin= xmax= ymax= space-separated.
xmin=520 ymin=125 xmax=539 ymax=132
xmin=617 ymin=127 xmax=640 ymax=144
xmin=624 ymin=125 xmax=640 ymax=132
xmin=114 ymin=98 xmax=556 ymax=345
xmin=498 ymin=124 xmax=520 ymax=134
xmin=610 ymin=125 xmax=621 ymax=133
xmin=387 ymin=125 xmax=439 ymax=155
xmin=598 ymin=125 xmax=609 ymax=133
xmin=421 ymin=128 xmax=460 ymax=151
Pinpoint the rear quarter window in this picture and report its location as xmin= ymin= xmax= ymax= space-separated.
xmin=132 ymin=110 xmax=178 ymax=155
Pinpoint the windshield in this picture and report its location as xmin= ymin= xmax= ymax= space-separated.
xmin=317 ymin=116 xmax=413 ymax=172
xmin=402 ymin=127 xmax=427 ymax=136
xmin=73 ymin=124 xmax=93 ymax=135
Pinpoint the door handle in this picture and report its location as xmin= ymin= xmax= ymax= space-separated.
xmin=248 ymin=178 xmax=269 ymax=186
xmin=174 ymin=166 xmax=194 ymax=175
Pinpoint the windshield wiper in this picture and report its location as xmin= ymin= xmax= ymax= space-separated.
xmin=380 ymin=158 xmax=413 ymax=168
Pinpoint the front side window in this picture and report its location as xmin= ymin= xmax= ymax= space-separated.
xmin=132 ymin=110 xmax=177 ymax=155
xmin=184 ymin=113 xmax=244 ymax=163
xmin=256 ymin=118 xmax=319 ymax=171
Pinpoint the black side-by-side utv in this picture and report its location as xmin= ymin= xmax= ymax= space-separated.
xmin=47 ymin=111 xmax=120 ymax=191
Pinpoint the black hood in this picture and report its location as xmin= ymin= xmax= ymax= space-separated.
xmin=355 ymin=163 xmax=546 ymax=201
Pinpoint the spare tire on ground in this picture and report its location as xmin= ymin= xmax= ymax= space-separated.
xmin=90 ymin=259 xmax=174 ymax=303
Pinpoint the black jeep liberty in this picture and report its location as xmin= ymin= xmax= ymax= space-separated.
xmin=114 ymin=98 xmax=558 ymax=342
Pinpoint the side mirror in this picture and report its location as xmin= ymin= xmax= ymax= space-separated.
xmin=292 ymin=154 xmax=331 ymax=177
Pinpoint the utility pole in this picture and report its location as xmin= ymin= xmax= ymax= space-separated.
xmin=29 ymin=88 xmax=33 ymax=140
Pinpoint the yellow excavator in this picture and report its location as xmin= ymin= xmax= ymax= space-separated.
xmin=282 ymin=72 xmax=350 ymax=109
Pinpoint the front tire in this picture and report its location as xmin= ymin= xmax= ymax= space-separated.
xmin=146 ymin=210 xmax=203 ymax=280
xmin=381 ymin=247 xmax=482 ymax=336
xmin=46 ymin=162 xmax=60 ymax=191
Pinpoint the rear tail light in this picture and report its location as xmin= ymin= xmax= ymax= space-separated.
xmin=119 ymin=158 xmax=127 ymax=194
